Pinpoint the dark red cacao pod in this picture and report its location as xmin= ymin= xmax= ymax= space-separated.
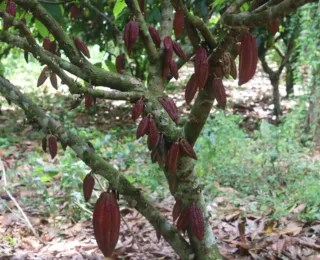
xmin=93 ymin=192 xmax=120 ymax=257
xmin=158 ymin=97 xmax=179 ymax=124
xmin=148 ymin=118 xmax=158 ymax=150
xmin=268 ymin=18 xmax=280 ymax=35
xmin=83 ymin=174 xmax=95 ymax=202
xmin=116 ymin=54 xmax=125 ymax=74
xmin=85 ymin=85 xmax=93 ymax=110
xmin=173 ymin=41 xmax=186 ymax=60
xmin=189 ymin=205 xmax=205 ymax=241
xmin=162 ymin=64 xmax=170 ymax=79
xmin=48 ymin=135 xmax=57 ymax=159
xmin=42 ymin=137 xmax=47 ymax=152
xmin=136 ymin=117 xmax=149 ymax=139
xmin=185 ymin=73 xmax=198 ymax=105
xmin=70 ymin=4 xmax=79 ymax=20
xmin=163 ymin=36 xmax=173 ymax=72
xmin=6 ymin=1 xmax=16 ymax=17
xmin=74 ymin=37 xmax=91 ymax=58
xmin=50 ymin=73 xmax=58 ymax=89
xmin=43 ymin=37 xmax=51 ymax=52
xmin=176 ymin=206 xmax=189 ymax=232
xmin=194 ymin=47 xmax=208 ymax=89
xmin=212 ymin=78 xmax=227 ymax=110
xmin=238 ymin=33 xmax=258 ymax=86
xmin=169 ymin=60 xmax=179 ymax=80
xmin=124 ymin=21 xmax=139 ymax=54
xmin=50 ymin=40 xmax=57 ymax=53
xmin=37 ymin=66 xmax=50 ymax=87
xmin=179 ymin=138 xmax=197 ymax=160
xmin=172 ymin=199 xmax=183 ymax=222
xmin=173 ymin=9 xmax=184 ymax=37
xmin=132 ymin=100 xmax=144 ymax=121
xmin=167 ymin=141 xmax=180 ymax=175
xmin=148 ymin=26 xmax=161 ymax=48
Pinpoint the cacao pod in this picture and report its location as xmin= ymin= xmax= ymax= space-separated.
xmin=50 ymin=73 xmax=58 ymax=89
xmin=50 ymin=40 xmax=57 ymax=53
xmin=173 ymin=10 xmax=184 ymax=37
xmin=116 ymin=54 xmax=125 ymax=74
xmin=172 ymin=199 xmax=183 ymax=222
xmin=163 ymin=36 xmax=173 ymax=75
xmin=167 ymin=141 xmax=180 ymax=175
xmin=131 ymin=99 xmax=144 ymax=121
xmin=93 ymin=192 xmax=120 ymax=257
xmin=158 ymin=97 xmax=179 ymax=124
xmin=148 ymin=118 xmax=158 ymax=150
xmin=85 ymin=85 xmax=93 ymax=110
xmin=212 ymin=78 xmax=227 ymax=110
xmin=6 ymin=0 xmax=16 ymax=17
xmin=124 ymin=21 xmax=139 ymax=54
xmin=268 ymin=18 xmax=280 ymax=35
xmin=42 ymin=137 xmax=47 ymax=152
xmin=169 ymin=60 xmax=179 ymax=80
xmin=37 ymin=66 xmax=50 ymax=87
xmin=189 ymin=205 xmax=205 ymax=241
xmin=136 ymin=116 xmax=149 ymax=139
xmin=194 ymin=47 xmax=208 ymax=89
xmin=70 ymin=4 xmax=79 ymax=20
xmin=176 ymin=206 xmax=189 ymax=232
xmin=70 ymin=97 xmax=83 ymax=110
xmin=48 ymin=135 xmax=57 ymax=159
xmin=83 ymin=173 xmax=95 ymax=202
xmin=179 ymin=138 xmax=197 ymax=160
xmin=173 ymin=41 xmax=186 ymax=61
xmin=185 ymin=73 xmax=198 ymax=105
xmin=162 ymin=64 xmax=170 ymax=79
xmin=43 ymin=37 xmax=51 ymax=52
xmin=74 ymin=37 xmax=90 ymax=58
xmin=238 ymin=33 xmax=258 ymax=86
xmin=148 ymin=26 xmax=161 ymax=48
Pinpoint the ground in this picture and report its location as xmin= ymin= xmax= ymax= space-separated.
xmin=0 ymin=63 xmax=320 ymax=259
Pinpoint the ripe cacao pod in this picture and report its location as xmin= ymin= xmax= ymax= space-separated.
xmin=50 ymin=40 xmax=57 ymax=53
xmin=116 ymin=54 xmax=125 ymax=74
xmin=70 ymin=4 xmax=79 ymax=20
xmin=43 ymin=37 xmax=51 ymax=52
xmin=189 ymin=205 xmax=205 ymax=241
xmin=167 ymin=141 xmax=180 ymax=175
xmin=185 ymin=73 xmax=198 ymax=105
xmin=124 ymin=21 xmax=139 ymax=54
xmin=163 ymin=36 xmax=173 ymax=77
xmin=158 ymin=97 xmax=179 ymax=124
xmin=85 ymin=85 xmax=93 ymax=110
xmin=50 ymin=73 xmax=58 ymax=89
xmin=48 ymin=135 xmax=57 ymax=159
xmin=148 ymin=26 xmax=161 ymax=48
xmin=179 ymin=138 xmax=197 ymax=160
xmin=131 ymin=99 xmax=144 ymax=121
xmin=136 ymin=116 xmax=149 ymax=139
xmin=268 ymin=18 xmax=280 ymax=35
xmin=4 ymin=0 xmax=16 ymax=30
xmin=212 ymin=78 xmax=226 ymax=110
xmin=176 ymin=206 xmax=189 ymax=232
xmin=238 ymin=33 xmax=258 ymax=86
xmin=83 ymin=173 xmax=95 ymax=202
xmin=169 ymin=60 xmax=179 ymax=80
xmin=93 ymin=192 xmax=120 ymax=257
xmin=148 ymin=118 xmax=158 ymax=150
xmin=37 ymin=66 xmax=50 ymax=87
xmin=172 ymin=199 xmax=183 ymax=222
xmin=173 ymin=9 xmax=184 ymax=37
xmin=173 ymin=41 xmax=186 ymax=61
xmin=74 ymin=37 xmax=90 ymax=58
xmin=194 ymin=47 xmax=208 ymax=89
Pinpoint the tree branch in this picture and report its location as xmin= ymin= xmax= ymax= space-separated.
xmin=222 ymin=0 xmax=317 ymax=28
xmin=0 ymin=76 xmax=193 ymax=260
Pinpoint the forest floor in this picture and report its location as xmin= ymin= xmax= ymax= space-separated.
xmin=0 ymin=65 xmax=320 ymax=260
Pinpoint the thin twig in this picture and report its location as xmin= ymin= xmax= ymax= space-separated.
xmin=0 ymin=159 xmax=41 ymax=241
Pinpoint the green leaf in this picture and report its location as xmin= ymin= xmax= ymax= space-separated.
xmin=40 ymin=0 xmax=64 ymax=26
xmin=113 ymin=0 xmax=126 ymax=19
xmin=40 ymin=175 xmax=52 ymax=183
xmin=43 ymin=166 xmax=59 ymax=177
xmin=105 ymin=60 xmax=117 ymax=73
xmin=35 ymin=20 xmax=49 ymax=38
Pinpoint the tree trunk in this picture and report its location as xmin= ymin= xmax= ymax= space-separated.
xmin=271 ymin=77 xmax=282 ymax=118
xmin=285 ymin=62 xmax=294 ymax=97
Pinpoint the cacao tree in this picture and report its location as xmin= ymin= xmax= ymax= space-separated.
xmin=0 ymin=0 xmax=317 ymax=259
